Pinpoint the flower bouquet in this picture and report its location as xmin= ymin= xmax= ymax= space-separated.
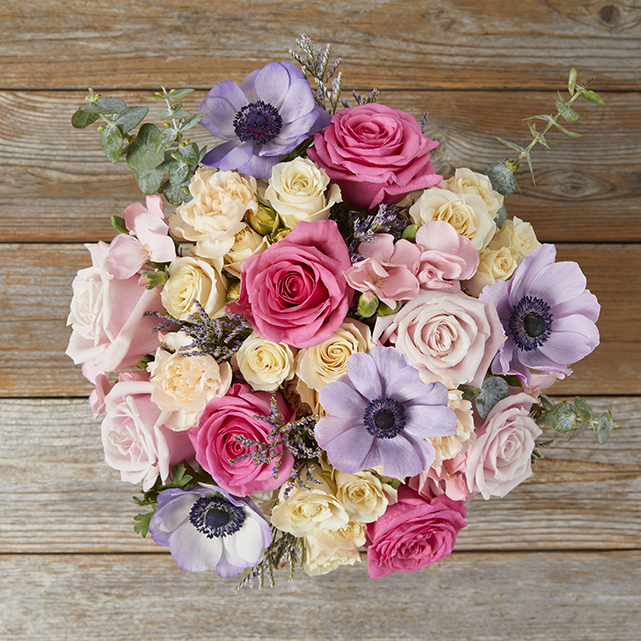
xmin=66 ymin=35 xmax=617 ymax=588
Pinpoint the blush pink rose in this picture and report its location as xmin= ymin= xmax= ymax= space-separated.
xmin=408 ymin=453 xmax=474 ymax=502
xmin=101 ymin=379 xmax=195 ymax=490
xmin=227 ymin=220 xmax=352 ymax=348
xmin=189 ymin=383 xmax=295 ymax=496
xmin=374 ymin=289 xmax=505 ymax=388
xmin=365 ymin=485 xmax=466 ymax=579
xmin=66 ymin=241 xmax=165 ymax=373
xmin=465 ymin=392 xmax=542 ymax=499
xmin=307 ymin=103 xmax=441 ymax=210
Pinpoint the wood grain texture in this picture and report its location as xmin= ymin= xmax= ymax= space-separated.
xmin=2 ymin=0 xmax=641 ymax=91
xmin=0 ymin=397 xmax=638 ymax=553
xmin=1 ymin=551 xmax=640 ymax=641
xmin=1 ymin=243 xmax=638 ymax=397
xmin=1 ymin=90 xmax=639 ymax=243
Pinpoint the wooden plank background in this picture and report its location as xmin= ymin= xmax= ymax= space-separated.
xmin=0 ymin=1 xmax=639 ymax=639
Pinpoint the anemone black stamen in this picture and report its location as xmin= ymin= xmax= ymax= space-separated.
xmin=363 ymin=397 xmax=407 ymax=439
xmin=189 ymin=496 xmax=246 ymax=539
xmin=233 ymin=101 xmax=283 ymax=145
xmin=508 ymin=295 xmax=553 ymax=351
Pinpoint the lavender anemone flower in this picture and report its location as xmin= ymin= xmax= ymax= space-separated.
xmin=199 ymin=61 xmax=331 ymax=179
xmin=314 ymin=346 xmax=457 ymax=478
xmin=149 ymin=483 xmax=271 ymax=576
xmin=479 ymin=244 xmax=600 ymax=384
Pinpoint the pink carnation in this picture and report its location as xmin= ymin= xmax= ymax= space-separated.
xmin=365 ymin=485 xmax=466 ymax=579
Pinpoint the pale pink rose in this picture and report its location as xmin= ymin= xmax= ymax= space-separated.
xmin=66 ymin=241 xmax=166 ymax=373
xmin=365 ymin=486 xmax=466 ymax=579
xmin=374 ymin=289 xmax=505 ymax=388
xmin=82 ymin=361 xmax=114 ymax=420
xmin=307 ymin=103 xmax=440 ymax=210
xmin=101 ymin=379 xmax=195 ymax=490
xmin=465 ymin=392 xmax=542 ymax=499
xmin=408 ymin=453 xmax=474 ymax=502
xmin=525 ymin=371 xmax=566 ymax=397
xmin=415 ymin=220 xmax=479 ymax=289
xmin=344 ymin=235 xmax=421 ymax=307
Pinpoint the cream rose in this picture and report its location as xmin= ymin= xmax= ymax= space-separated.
xmin=234 ymin=332 xmax=296 ymax=392
xmin=429 ymin=389 xmax=475 ymax=465
xmin=161 ymin=256 xmax=228 ymax=321
xmin=222 ymin=223 xmax=269 ymax=278
xmin=303 ymin=526 xmax=364 ymax=577
xmin=464 ymin=245 xmax=518 ymax=297
xmin=442 ymin=167 xmax=504 ymax=219
xmin=491 ymin=216 xmax=541 ymax=261
xmin=333 ymin=470 xmax=397 ymax=523
xmin=264 ymin=157 xmax=342 ymax=229
xmin=147 ymin=331 xmax=232 ymax=430
xmin=168 ymin=168 xmax=257 ymax=259
xmin=295 ymin=319 xmax=373 ymax=393
xmin=409 ymin=187 xmax=496 ymax=251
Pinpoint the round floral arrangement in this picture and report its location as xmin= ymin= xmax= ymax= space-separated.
xmin=67 ymin=35 xmax=616 ymax=589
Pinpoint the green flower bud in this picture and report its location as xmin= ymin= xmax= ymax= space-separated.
xmin=377 ymin=301 xmax=402 ymax=316
xmin=247 ymin=206 xmax=279 ymax=236
xmin=271 ymin=228 xmax=292 ymax=243
xmin=357 ymin=291 xmax=379 ymax=318
xmin=483 ymin=162 xmax=518 ymax=196
xmin=141 ymin=270 xmax=169 ymax=290
xmin=226 ymin=281 xmax=241 ymax=302
xmin=402 ymin=224 xmax=418 ymax=242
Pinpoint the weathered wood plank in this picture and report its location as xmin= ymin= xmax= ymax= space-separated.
xmin=1 ymin=0 xmax=641 ymax=90
xmin=1 ymin=243 xmax=638 ymax=396
xmin=0 ymin=398 xmax=638 ymax=553
xmin=1 ymin=551 xmax=640 ymax=641
xmin=1 ymin=90 xmax=639 ymax=243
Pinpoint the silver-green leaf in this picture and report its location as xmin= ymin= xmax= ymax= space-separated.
xmin=127 ymin=123 xmax=164 ymax=171
xmin=114 ymin=106 xmax=148 ymax=134
xmin=100 ymin=125 xmax=123 ymax=164
xmin=134 ymin=167 xmax=164 ymax=194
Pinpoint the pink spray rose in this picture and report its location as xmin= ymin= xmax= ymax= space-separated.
xmin=365 ymin=485 xmax=467 ymax=579
xmin=465 ymin=392 xmax=542 ymax=499
xmin=189 ymin=383 xmax=296 ymax=496
xmin=66 ymin=241 xmax=165 ymax=373
xmin=307 ymin=103 xmax=440 ymax=210
xmin=101 ymin=378 xmax=195 ymax=491
xmin=408 ymin=452 xmax=474 ymax=502
xmin=227 ymin=220 xmax=352 ymax=348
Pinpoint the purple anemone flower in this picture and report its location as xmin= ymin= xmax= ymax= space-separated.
xmin=149 ymin=483 xmax=271 ymax=576
xmin=314 ymin=346 xmax=457 ymax=478
xmin=479 ymin=244 xmax=600 ymax=384
xmin=199 ymin=61 xmax=331 ymax=179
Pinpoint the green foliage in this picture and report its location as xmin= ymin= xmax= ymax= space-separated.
xmin=475 ymin=376 xmax=509 ymax=420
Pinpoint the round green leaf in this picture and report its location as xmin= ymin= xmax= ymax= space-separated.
xmin=115 ymin=106 xmax=149 ymax=134
xmin=475 ymin=376 xmax=509 ymax=420
xmin=71 ymin=109 xmax=99 ymax=129
xmin=547 ymin=402 xmax=577 ymax=433
xmin=134 ymin=168 xmax=164 ymax=194
xmin=127 ymin=123 xmax=164 ymax=171
xmin=100 ymin=125 xmax=123 ymax=164
xmin=168 ymin=161 xmax=190 ymax=186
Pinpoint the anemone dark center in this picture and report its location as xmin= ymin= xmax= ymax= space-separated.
xmin=189 ymin=495 xmax=246 ymax=539
xmin=233 ymin=100 xmax=283 ymax=145
xmin=363 ymin=397 xmax=406 ymax=439
xmin=508 ymin=295 xmax=553 ymax=351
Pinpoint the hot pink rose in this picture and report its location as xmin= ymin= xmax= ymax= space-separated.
xmin=66 ymin=241 xmax=165 ymax=373
xmin=365 ymin=485 xmax=466 ymax=579
xmin=227 ymin=220 xmax=352 ymax=348
xmin=408 ymin=453 xmax=474 ymax=502
xmin=189 ymin=383 xmax=295 ymax=496
xmin=307 ymin=103 xmax=441 ymax=210
xmin=465 ymin=392 xmax=542 ymax=499
xmin=101 ymin=379 xmax=195 ymax=490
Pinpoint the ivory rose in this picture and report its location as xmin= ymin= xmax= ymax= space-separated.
xmin=303 ymin=524 xmax=365 ymax=576
xmin=374 ymin=289 xmax=505 ymax=389
xmin=491 ymin=216 xmax=541 ymax=262
xmin=264 ymin=157 xmax=342 ymax=228
xmin=168 ymin=168 xmax=258 ymax=259
xmin=464 ymin=246 xmax=518 ymax=297
xmin=442 ymin=167 xmax=504 ymax=219
xmin=334 ymin=470 xmax=397 ymax=523
xmin=222 ymin=224 xmax=269 ymax=278
xmin=234 ymin=332 xmax=297 ymax=392
xmin=429 ymin=388 xmax=476 ymax=464
xmin=465 ymin=392 xmax=542 ymax=499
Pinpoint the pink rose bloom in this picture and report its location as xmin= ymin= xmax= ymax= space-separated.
xmin=344 ymin=235 xmax=421 ymax=307
xmin=374 ymin=289 xmax=505 ymax=388
xmin=101 ymin=379 xmax=195 ymax=490
xmin=82 ymin=362 xmax=114 ymax=419
xmin=415 ymin=221 xmax=479 ymax=289
xmin=189 ymin=383 xmax=295 ymax=496
xmin=465 ymin=392 xmax=542 ymax=499
xmin=307 ymin=103 xmax=440 ymax=211
xmin=107 ymin=196 xmax=176 ymax=280
xmin=408 ymin=453 xmax=474 ymax=502
xmin=227 ymin=220 xmax=352 ymax=348
xmin=66 ymin=241 xmax=165 ymax=373
xmin=365 ymin=485 xmax=466 ymax=579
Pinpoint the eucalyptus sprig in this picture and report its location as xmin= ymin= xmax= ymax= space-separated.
xmin=484 ymin=69 xmax=605 ymax=195
xmin=71 ymin=87 xmax=207 ymax=204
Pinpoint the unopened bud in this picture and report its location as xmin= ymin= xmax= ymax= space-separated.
xmin=226 ymin=281 xmax=241 ymax=302
xmin=271 ymin=228 xmax=292 ymax=243
xmin=140 ymin=270 xmax=169 ymax=290
xmin=402 ymin=224 xmax=418 ymax=242
xmin=357 ymin=291 xmax=379 ymax=318
xmin=377 ymin=301 xmax=402 ymax=316
xmin=247 ymin=206 xmax=279 ymax=236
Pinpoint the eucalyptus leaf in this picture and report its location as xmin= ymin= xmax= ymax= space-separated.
xmin=495 ymin=203 xmax=508 ymax=228
xmin=496 ymin=136 xmax=526 ymax=154
xmin=527 ymin=122 xmax=551 ymax=149
xmin=179 ymin=112 xmax=205 ymax=131
xmin=114 ymin=106 xmax=148 ymax=133
xmin=168 ymin=161 xmax=190 ymax=186
xmin=552 ymin=120 xmax=582 ymax=138
xmin=170 ymin=110 xmax=192 ymax=120
xmin=458 ymin=384 xmax=480 ymax=402
xmin=539 ymin=394 xmax=555 ymax=412
xmin=80 ymin=96 xmax=127 ymax=115
xmin=163 ymin=182 xmax=188 ymax=205
xmin=573 ymin=396 xmax=594 ymax=422
xmin=71 ymin=109 xmax=99 ymax=129
xmin=581 ymin=89 xmax=605 ymax=106
xmin=100 ymin=124 xmax=123 ymax=163
xmin=134 ymin=167 xmax=164 ymax=194
xmin=568 ymin=68 xmax=577 ymax=96
xmin=597 ymin=414 xmax=613 ymax=444
xmin=483 ymin=161 xmax=518 ymax=196
xmin=475 ymin=377 xmax=509 ymax=420
xmin=168 ymin=88 xmax=195 ymax=100
xmin=156 ymin=127 xmax=178 ymax=153
xmin=173 ymin=142 xmax=200 ymax=166
xmin=568 ymin=421 xmax=590 ymax=441
xmin=127 ymin=123 xmax=164 ymax=171
xmin=546 ymin=401 xmax=577 ymax=433
xmin=111 ymin=215 xmax=128 ymax=234
xmin=555 ymin=96 xmax=580 ymax=122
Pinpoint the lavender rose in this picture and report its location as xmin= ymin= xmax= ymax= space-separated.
xmin=465 ymin=392 xmax=542 ymax=499
xmin=365 ymin=485 xmax=467 ymax=579
xmin=227 ymin=219 xmax=353 ymax=349
xmin=307 ymin=103 xmax=440 ymax=211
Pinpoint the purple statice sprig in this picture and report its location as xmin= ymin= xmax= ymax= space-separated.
xmin=235 ymin=526 xmax=305 ymax=591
